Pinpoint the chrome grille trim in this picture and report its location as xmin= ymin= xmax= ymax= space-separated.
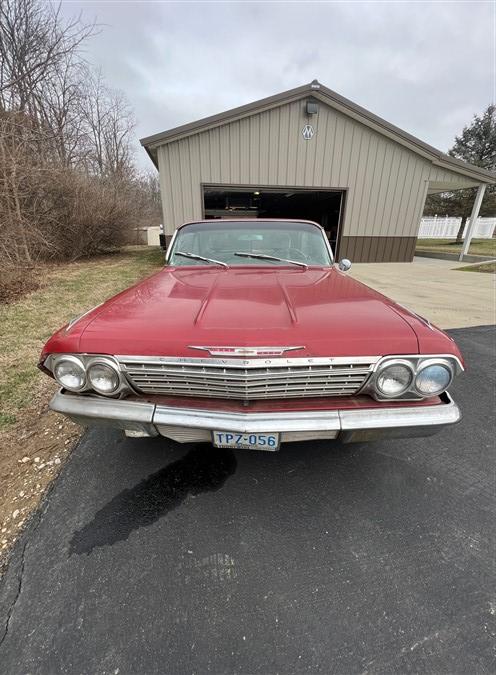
xmin=117 ymin=355 xmax=380 ymax=400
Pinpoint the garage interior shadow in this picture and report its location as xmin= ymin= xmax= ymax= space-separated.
xmin=203 ymin=187 xmax=344 ymax=253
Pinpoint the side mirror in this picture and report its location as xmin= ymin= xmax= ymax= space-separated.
xmin=338 ymin=258 xmax=352 ymax=272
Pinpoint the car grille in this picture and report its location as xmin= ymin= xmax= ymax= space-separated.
xmin=118 ymin=356 xmax=378 ymax=400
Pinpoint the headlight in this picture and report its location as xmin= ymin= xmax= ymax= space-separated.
xmin=376 ymin=362 xmax=413 ymax=397
xmin=87 ymin=362 xmax=120 ymax=394
xmin=53 ymin=357 xmax=86 ymax=391
xmin=415 ymin=363 xmax=452 ymax=396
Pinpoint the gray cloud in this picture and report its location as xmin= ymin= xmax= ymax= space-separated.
xmin=61 ymin=0 xmax=494 ymax=171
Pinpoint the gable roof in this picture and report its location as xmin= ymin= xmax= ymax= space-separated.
xmin=140 ymin=80 xmax=495 ymax=184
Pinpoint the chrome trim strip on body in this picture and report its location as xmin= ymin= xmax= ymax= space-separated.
xmin=49 ymin=389 xmax=461 ymax=443
xmin=115 ymin=354 xmax=463 ymax=370
xmin=65 ymin=303 xmax=103 ymax=333
xmin=116 ymin=355 xmax=381 ymax=368
xmin=164 ymin=228 xmax=178 ymax=263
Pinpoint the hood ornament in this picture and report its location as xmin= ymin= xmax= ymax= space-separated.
xmin=189 ymin=346 xmax=305 ymax=357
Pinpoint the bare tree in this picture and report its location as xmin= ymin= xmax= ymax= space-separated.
xmin=0 ymin=0 xmax=96 ymax=114
xmin=81 ymin=71 xmax=135 ymax=179
xmin=33 ymin=59 xmax=89 ymax=167
xmin=102 ymin=89 xmax=135 ymax=179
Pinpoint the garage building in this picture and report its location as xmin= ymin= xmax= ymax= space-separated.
xmin=141 ymin=81 xmax=495 ymax=262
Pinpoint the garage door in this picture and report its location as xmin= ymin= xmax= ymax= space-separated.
xmin=203 ymin=186 xmax=345 ymax=256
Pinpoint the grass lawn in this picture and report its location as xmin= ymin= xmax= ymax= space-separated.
xmin=0 ymin=246 xmax=164 ymax=429
xmin=416 ymin=238 xmax=496 ymax=258
xmin=456 ymin=261 xmax=496 ymax=274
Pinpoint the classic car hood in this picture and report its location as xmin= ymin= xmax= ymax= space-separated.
xmin=74 ymin=266 xmax=423 ymax=358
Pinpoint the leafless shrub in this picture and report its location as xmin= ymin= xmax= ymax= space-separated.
xmin=0 ymin=112 xmax=144 ymax=263
xmin=36 ymin=171 xmax=134 ymax=260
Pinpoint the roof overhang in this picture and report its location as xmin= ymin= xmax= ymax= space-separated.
xmin=427 ymin=179 xmax=481 ymax=194
xmin=140 ymin=81 xmax=496 ymax=185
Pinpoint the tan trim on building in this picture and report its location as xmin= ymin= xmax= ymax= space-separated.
xmin=200 ymin=182 xmax=347 ymax=195
xmin=339 ymin=236 xmax=417 ymax=263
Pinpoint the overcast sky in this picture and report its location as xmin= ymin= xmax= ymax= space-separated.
xmin=60 ymin=0 xmax=494 ymax=172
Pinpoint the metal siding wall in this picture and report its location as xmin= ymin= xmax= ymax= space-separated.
xmin=386 ymin=153 xmax=411 ymax=237
xmin=156 ymin=147 xmax=173 ymax=233
xmin=355 ymin=133 xmax=378 ymax=236
xmin=402 ymin=159 xmax=426 ymax=237
xmin=156 ymin=100 xmax=475 ymax=246
xmin=286 ymin=103 xmax=298 ymax=185
xmin=278 ymin=105 xmax=290 ymax=183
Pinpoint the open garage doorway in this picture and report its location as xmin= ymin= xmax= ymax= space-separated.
xmin=203 ymin=186 xmax=346 ymax=256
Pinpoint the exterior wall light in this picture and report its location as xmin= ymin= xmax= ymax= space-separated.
xmin=306 ymin=101 xmax=318 ymax=115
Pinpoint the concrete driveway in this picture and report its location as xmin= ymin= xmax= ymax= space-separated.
xmin=351 ymin=257 xmax=495 ymax=328
xmin=0 ymin=325 xmax=494 ymax=674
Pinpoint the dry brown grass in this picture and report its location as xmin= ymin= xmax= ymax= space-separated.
xmin=0 ymin=265 xmax=39 ymax=303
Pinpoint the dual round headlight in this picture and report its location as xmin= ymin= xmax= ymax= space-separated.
xmin=415 ymin=363 xmax=452 ymax=396
xmin=376 ymin=363 xmax=413 ymax=397
xmin=53 ymin=356 xmax=86 ymax=391
xmin=375 ymin=360 xmax=453 ymax=398
xmin=87 ymin=363 xmax=120 ymax=394
xmin=53 ymin=357 xmax=120 ymax=395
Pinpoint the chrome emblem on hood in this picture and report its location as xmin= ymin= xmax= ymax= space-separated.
xmin=189 ymin=346 xmax=305 ymax=357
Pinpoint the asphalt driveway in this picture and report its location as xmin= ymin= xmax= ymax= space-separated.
xmin=0 ymin=325 xmax=494 ymax=674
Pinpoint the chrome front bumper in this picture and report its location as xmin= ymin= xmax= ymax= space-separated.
xmin=49 ymin=390 xmax=461 ymax=445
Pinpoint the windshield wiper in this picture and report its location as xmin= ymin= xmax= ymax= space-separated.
xmin=234 ymin=252 xmax=307 ymax=269
xmin=175 ymin=251 xmax=228 ymax=268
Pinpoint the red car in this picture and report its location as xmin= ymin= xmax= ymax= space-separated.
xmin=39 ymin=219 xmax=463 ymax=451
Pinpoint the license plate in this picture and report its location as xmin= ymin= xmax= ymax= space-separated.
xmin=212 ymin=431 xmax=280 ymax=451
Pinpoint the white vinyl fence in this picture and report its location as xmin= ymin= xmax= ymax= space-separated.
xmin=419 ymin=216 xmax=496 ymax=239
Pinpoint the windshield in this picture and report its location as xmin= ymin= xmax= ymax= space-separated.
xmin=169 ymin=221 xmax=333 ymax=267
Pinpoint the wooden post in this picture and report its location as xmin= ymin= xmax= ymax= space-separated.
xmin=459 ymin=184 xmax=487 ymax=261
